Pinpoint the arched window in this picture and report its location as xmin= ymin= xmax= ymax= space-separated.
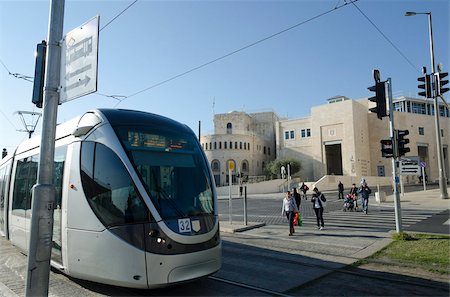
xmin=211 ymin=160 xmax=220 ymax=172
xmin=242 ymin=160 xmax=249 ymax=172
xmin=226 ymin=123 xmax=232 ymax=134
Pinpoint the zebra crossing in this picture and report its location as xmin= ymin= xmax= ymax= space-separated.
xmin=299 ymin=206 xmax=439 ymax=232
xmin=219 ymin=198 xmax=441 ymax=233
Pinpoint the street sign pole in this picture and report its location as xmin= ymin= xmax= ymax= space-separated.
xmin=228 ymin=161 xmax=234 ymax=225
xmin=228 ymin=169 xmax=232 ymax=224
xmin=26 ymin=0 xmax=65 ymax=296
xmin=422 ymin=166 xmax=427 ymax=191
xmin=387 ymin=78 xmax=403 ymax=233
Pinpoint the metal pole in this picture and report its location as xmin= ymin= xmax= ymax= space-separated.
xmin=400 ymin=175 xmax=404 ymax=196
xmin=198 ymin=120 xmax=201 ymax=141
xmin=287 ymin=163 xmax=291 ymax=190
xmin=387 ymin=78 xmax=403 ymax=233
xmin=243 ymin=186 xmax=247 ymax=226
xmin=428 ymin=13 xmax=449 ymax=199
xmin=26 ymin=1 xmax=65 ymax=296
xmin=228 ymin=169 xmax=232 ymax=225
xmin=422 ymin=166 xmax=427 ymax=191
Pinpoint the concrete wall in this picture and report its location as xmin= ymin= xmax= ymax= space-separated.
xmin=215 ymin=174 xmax=391 ymax=196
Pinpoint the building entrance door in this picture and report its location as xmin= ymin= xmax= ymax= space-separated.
xmin=325 ymin=143 xmax=343 ymax=175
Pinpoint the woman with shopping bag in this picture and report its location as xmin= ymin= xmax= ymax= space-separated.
xmin=281 ymin=190 xmax=298 ymax=236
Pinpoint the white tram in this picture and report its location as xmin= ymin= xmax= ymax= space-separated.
xmin=0 ymin=109 xmax=221 ymax=288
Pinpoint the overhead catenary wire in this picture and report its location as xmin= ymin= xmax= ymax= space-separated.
xmin=0 ymin=58 xmax=33 ymax=82
xmin=100 ymin=0 xmax=138 ymax=32
xmin=0 ymin=109 xmax=18 ymax=130
xmin=351 ymin=1 xmax=421 ymax=73
xmin=114 ymin=0 xmax=360 ymax=105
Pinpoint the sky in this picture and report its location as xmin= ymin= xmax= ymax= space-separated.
xmin=0 ymin=0 xmax=449 ymax=151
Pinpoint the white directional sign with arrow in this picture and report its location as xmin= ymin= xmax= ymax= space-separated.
xmin=399 ymin=157 xmax=421 ymax=175
xmin=60 ymin=16 xmax=99 ymax=103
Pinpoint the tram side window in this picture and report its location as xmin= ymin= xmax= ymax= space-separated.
xmin=0 ymin=166 xmax=6 ymax=225
xmin=0 ymin=167 xmax=5 ymax=208
xmin=12 ymin=155 xmax=38 ymax=213
xmin=80 ymin=142 xmax=149 ymax=227
xmin=53 ymin=146 xmax=67 ymax=210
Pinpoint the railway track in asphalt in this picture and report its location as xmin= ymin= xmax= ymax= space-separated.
xmin=219 ymin=238 xmax=449 ymax=295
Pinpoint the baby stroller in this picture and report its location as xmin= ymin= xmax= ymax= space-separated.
xmin=343 ymin=194 xmax=355 ymax=211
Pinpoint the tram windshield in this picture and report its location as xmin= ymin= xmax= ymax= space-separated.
xmin=115 ymin=126 xmax=214 ymax=220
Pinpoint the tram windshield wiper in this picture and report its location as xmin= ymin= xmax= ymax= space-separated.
xmin=156 ymin=186 xmax=186 ymax=218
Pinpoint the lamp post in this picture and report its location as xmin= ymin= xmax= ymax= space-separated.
xmin=405 ymin=11 xmax=449 ymax=199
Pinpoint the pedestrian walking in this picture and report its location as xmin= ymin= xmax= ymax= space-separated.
xmin=300 ymin=182 xmax=309 ymax=200
xmin=338 ymin=181 xmax=344 ymax=199
xmin=293 ymin=187 xmax=301 ymax=209
xmin=281 ymin=190 xmax=298 ymax=236
xmin=311 ymin=187 xmax=326 ymax=230
xmin=358 ymin=179 xmax=372 ymax=214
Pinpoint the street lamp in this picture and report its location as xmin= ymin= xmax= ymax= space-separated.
xmin=405 ymin=11 xmax=449 ymax=199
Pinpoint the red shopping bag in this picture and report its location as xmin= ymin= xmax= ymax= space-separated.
xmin=293 ymin=213 xmax=299 ymax=226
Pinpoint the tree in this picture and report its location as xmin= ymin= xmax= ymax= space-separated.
xmin=265 ymin=158 xmax=302 ymax=179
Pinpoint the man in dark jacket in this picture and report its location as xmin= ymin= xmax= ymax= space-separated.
xmin=338 ymin=181 xmax=344 ymax=199
xmin=358 ymin=180 xmax=372 ymax=214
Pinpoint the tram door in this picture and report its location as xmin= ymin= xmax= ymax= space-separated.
xmin=10 ymin=155 xmax=38 ymax=252
xmin=0 ymin=164 xmax=10 ymax=237
xmin=51 ymin=146 xmax=67 ymax=264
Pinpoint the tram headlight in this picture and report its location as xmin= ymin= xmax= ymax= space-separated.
xmin=156 ymin=237 xmax=166 ymax=244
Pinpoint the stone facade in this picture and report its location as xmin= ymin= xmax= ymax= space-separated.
xmin=276 ymin=96 xmax=449 ymax=183
xmin=200 ymin=111 xmax=278 ymax=186
xmin=202 ymin=96 xmax=450 ymax=185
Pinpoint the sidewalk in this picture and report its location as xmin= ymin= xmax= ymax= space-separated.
xmin=379 ymin=187 xmax=450 ymax=210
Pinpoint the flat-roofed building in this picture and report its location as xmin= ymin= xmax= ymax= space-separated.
xmin=202 ymin=96 xmax=449 ymax=185
xmin=200 ymin=111 xmax=278 ymax=186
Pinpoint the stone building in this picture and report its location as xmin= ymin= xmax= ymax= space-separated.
xmin=200 ymin=111 xmax=278 ymax=186
xmin=276 ymin=96 xmax=449 ymax=183
xmin=201 ymin=96 xmax=449 ymax=186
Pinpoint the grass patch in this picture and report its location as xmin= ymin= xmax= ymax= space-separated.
xmin=369 ymin=233 xmax=450 ymax=275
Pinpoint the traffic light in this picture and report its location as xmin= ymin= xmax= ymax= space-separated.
xmin=380 ymin=138 xmax=393 ymax=158
xmin=417 ymin=74 xmax=432 ymax=98
xmin=436 ymin=72 xmax=449 ymax=96
xmin=396 ymin=129 xmax=410 ymax=157
xmin=368 ymin=81 xmax=387 ymax=119
xmin=32 ymin=40 xmax=47 ymax=108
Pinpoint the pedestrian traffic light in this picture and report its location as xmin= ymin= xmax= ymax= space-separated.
xmin=32 ymin=40 xmax=47 ymax=108
xmin=368 ymin=81 xmax=387 ymax=119
xmin=396 ymin=129 xmax=410 ymax=157
xmin=436 ymin=72 xmax=449 ymax=96
xmin=417 ymin=74 xmax=432 ymax=98
xmin=380 ymin=138 xmax=394 ymax=158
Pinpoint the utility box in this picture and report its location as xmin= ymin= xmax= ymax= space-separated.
xmin=375 ymin=191 xmax=386 ymax=203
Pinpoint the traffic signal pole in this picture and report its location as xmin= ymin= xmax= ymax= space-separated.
xmin=427 ymin=13 xmax=449 ymax=199
xmin=387 ymin=78 xmax=403 ymax=233
xmin=26 ymin=1 xmax=65 ymax=296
